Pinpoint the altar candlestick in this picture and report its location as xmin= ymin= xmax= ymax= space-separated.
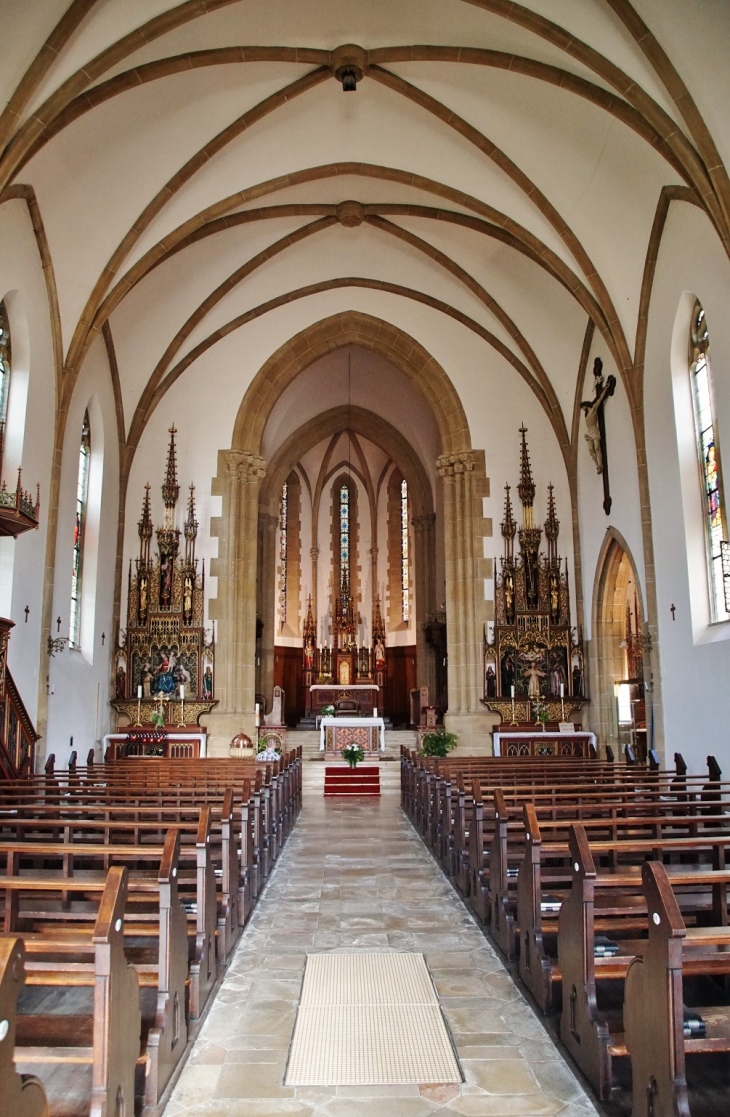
xmin=560 ymin=682 xmax=565 ymax=722
xmin=510 ymin=685 xmax=517 ymax=726
xmin=135 ymin=686 xmax=143 ymax=727
xmin=178 ymin=684 xmax=186 ymax=727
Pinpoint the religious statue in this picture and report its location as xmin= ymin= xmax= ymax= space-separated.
xmin=304 ymin=634 xmax=316 ymax=670
xmin=159 ymin=552 xmax=173 ymax=608
xmin=485 ymin=664 xmax=497 ymax=698
xmin=504 ymin=570 xmax=515 ymax=624
xmin=581 ymin=358 xmax=616 ymax=474
xmin=202 ymin=664 xmax=213 ymax=698
xmin=183 ymin=571 xmax=193 ymax=625
xmin=115 ymin=662 xmax=126 ymax=700
xmin=138 ymin=573 xmax=148 ymax=627
xmin=141 ymin=659 xmax=153 ymax=698
xmin=501 ymin=650 xmax=515 ymax=695
xmin=154 ymin=649 xmax=177 ymax=695
xmin=523 ymin=658 xmax=546 ymax=698
xmin=374 ymin=638 xmax=385 ymax=670
xmin=549 ymin=571 xmax=560 ymax=623
xmin=572 ymin=658 xmax=583 ymax=696
xmin=548 ymin=648 xmax=567 ymax=696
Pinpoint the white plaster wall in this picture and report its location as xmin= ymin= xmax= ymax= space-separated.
xmin=45 ymin=336 xmax=120 ymax=765
xmin=0 ymin=199 xmax=56 ymax=729
xmin=642 ymin=201 xmax=730 ymax=771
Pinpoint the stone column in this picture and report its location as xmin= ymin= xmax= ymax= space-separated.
xmin=258 ymin=512 xmax=279 ymax=708
xmin=413 ymin=513 xmax=436 ymax=697
xmin=205 ymin=449 xmax=266 ymax=754
xmin=437 ymin=450 xmax=494 ymax=751
xmin=310 ymin=546 xmax=320 ymax=627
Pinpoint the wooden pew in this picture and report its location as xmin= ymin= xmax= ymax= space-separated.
xmin=558 ymin=824 xmax=730 ymax=1100
xmin=0 ymin=937 xmax=49 ymax=1117
xmin=9 ymin=866 xmax=141 ymax=1117
xmin=624 ymin=860 xmax=730 ymax=1117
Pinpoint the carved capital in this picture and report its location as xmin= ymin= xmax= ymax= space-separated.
xmin=436 ymin=451 xmax=476 ymax=477
xmin=224 ymin=450 xmax=267 ymax=483
xmin=412 ymin=513 xmax=436 ymax=533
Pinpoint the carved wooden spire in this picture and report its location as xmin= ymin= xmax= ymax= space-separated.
xmin=161 ymin=424 xmax=179 ymax=529
xmin=184 ymin=483 xmax=198 ymax=564
xmin=138 ymin=483 xmax=153 ymax=565
xmin=517 ymin=424 xmax=536 ymax=527
xmin=303 ymin=594 xmax=316 ymax=639
xmin=501 ymin=484 xmax=516 ymax=561
xmin=544 ymin=483 xmax=559 ymax=562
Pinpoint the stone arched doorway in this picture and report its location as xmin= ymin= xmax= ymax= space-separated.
xmin=591 ymin=531 xmax=650 ymax=760
xmin=204 ymin=311 xmax=491 ymax=752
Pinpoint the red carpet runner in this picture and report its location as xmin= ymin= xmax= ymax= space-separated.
xmin=324 ymin=765 xmax=381 ymax=796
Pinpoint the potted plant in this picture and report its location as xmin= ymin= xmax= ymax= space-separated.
xmin=321 ymin=704 xmax=336 ymax=718
xmin=340 ymin=743 xmax=365 ymax=769
xmin=420 ymin=727 xmax=458 ymax=757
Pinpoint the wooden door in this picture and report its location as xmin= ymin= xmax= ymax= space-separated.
xmin=274 ymin=646 xmax=303 ymax=726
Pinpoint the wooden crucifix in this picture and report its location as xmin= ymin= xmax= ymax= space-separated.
xmin=581 ymin=357 xmax=616 ymax=515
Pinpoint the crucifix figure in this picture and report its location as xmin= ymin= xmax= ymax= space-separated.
xmin=581 ymin=357 xmax=616 ymax=514
xmin=670 ymin=603 xmax=676 ymax=621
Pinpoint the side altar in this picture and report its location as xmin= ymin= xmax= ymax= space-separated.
xmin=111 ymin=426 xmax=216 ymax=728
xmin=482 ymin=427 xmax=588 ymax=726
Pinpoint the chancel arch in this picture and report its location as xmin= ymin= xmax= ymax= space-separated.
xmin=591 ymin=529 xmax=649 ymax=761
xmin=208 ymin=316 xmax=490 ymax=748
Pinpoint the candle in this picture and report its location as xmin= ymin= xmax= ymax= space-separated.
xmin=560 ymin=683 xmax=564 ymax=698
xmin=137 ymin=685 xmax=142 ymax=698
xmin=373 ymin=706 xmax=378 ymax=718
xmin=511 ymin=685 xmax=515 ymax=698
xmin=180 ymin=684 xmax=185 ymax=699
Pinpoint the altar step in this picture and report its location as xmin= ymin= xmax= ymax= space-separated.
xmin=324 ymin=765 xmax=381 ymax=796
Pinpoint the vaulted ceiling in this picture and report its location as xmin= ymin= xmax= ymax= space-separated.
xmin=2 ymin=0 xmax=728 ymax=473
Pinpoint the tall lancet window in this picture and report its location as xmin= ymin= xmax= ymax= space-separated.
xmin=690 ymin=301 xmax=729 ymax=621
xmin=70 ymin=411 xmax=91 ymax=648
xmin=340 ymin=482 xmax=350 ymax=585
xmin=401 ymin=478 xmax=410 ymax=622
xmin=279 ymin=481 xmax=288 ymax=632
xmin=0 ymin=301 xmax=10 ymax=467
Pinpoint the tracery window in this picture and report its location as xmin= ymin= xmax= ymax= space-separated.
xmin=401 ymin=478 xmax=410 ymax=622
xmin=70 ymin=411 xmax=91 ymax=648
xmin=279 ymin=481 xmax=288 ymax=632
xmin=0 ymin=301 xmax=10 ymax=466
xmin=339 ymin=482 xmax=350 ymax=587
xmin=689 ymin=302 xmax=729 ymax=621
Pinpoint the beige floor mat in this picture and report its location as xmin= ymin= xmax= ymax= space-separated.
xmin=285 ymin=953 xmax=462 ymax=1086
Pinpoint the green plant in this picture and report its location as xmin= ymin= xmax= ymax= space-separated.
xmin=420 ymin=727 xmax=458 ymax=757
xmin=321 ymin=704 xmax=336 ymax=717
xmin=150 ymin=704 xmax=166 ymax=729
xmin=532 ymin=699 xmax=550 ymax=725
xmin=341 ymin=743 xmax=365 ymax=769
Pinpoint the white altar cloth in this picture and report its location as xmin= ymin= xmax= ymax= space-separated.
xmin=319 ymin=716 xmax=385 ymax=752
xmin=492 ymin=729 xmax=596 ymax=757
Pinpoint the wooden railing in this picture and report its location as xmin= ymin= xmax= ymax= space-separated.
xmin=0 ymin=618 xmax=38 ymax=777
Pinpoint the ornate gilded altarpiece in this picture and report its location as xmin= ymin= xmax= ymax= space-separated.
xmin=112 ymin=427 xmax=216 ymax=727
xmin=482 ymin=427 xmax=588 ymax=725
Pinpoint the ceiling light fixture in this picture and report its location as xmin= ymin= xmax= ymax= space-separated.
xmin=340 ymin=66 xmax=358 ymax=92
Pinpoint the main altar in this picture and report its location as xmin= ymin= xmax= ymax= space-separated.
xmin=482 ymin=427 xmax=588 ymax=727
xmin=302 ymin=584 xmax=387 ymax=718
xmin=111 ymin=426 xmax=216 ymax=728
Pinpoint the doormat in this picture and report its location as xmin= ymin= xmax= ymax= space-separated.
xmin=284 ymin=952 xmax=462 ymax=1086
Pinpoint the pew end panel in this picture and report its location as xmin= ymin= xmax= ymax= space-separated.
xmin=0 ymin=936 xmax=49 ymax=1117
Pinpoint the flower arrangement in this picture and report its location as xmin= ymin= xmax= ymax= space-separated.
xmin=321 ymin=704 xmax=336 ymax=717
xmin=340 ymin=743 xmax=365 ymax=769
xmin=420 ymin=728 xmax=458 ymax=757
xmin=150 ymin=703 xmax=166 ymax=729
xmin=532 ymin=699 xmax=550 ymax=727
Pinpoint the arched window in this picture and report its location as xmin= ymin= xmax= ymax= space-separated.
xmin=0 ymin=301 xmax=10 ymax=468
xmin=690 ymin=302 xmax=729 ymax=621
xmin=279 ymin=480 xmax=288 ymax=631
xmin=339 ymin=482 xmax=350 ymax=588
xmin=401 ymin=478 xmax=410 ymax=622
xmin=70 ymin=410 xmax=91 ymax=648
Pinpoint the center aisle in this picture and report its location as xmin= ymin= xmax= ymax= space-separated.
xmin=164 ymin=760 xmax=599 ymax=1117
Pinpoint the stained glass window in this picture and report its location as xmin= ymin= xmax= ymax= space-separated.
xmin=70 ymin=411 xmax=91 ymax=648
xmin=340 ymin=482 xmax=349 ymax=588
xmin=401 ymin=478 xmax=410 ymax=622
xmin=279 ymin=481 xmax=288 ymax=631
xmin=690 ymin=302 xmax=729 ymax=622
xmin=0 ymin=301 xmax=10 ymax=465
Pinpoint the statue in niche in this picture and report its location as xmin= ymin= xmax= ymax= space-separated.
xmin=549 ymin=571 xmax=560 ymax=623
xmin=115 ymin=661 xmax=126 ymax=700
xmin=572 ymin=654 xmax=583 ymax=696
xmin=501 ymin=650 xmax=515 ymax=695
xmin=504 ymin=570 xmax=515 ymax=624
xmin=485 ymin=664 xmax=497 ymax=698
xmin=137 ymin=573 xmax=148 ymax=627
xmin=202 ymin=664 xmax=213 ymax=699
xmin=159 ymin=552 xmax=173 ymax=608
xmin=524 ymin=554 xmax=539 ymax=610
xmin=182 ymin=571 xmax=193 ymax=625
xmin=522 ymin=654 xmax=546 ymax=698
